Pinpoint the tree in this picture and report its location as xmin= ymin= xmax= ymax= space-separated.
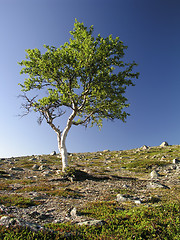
xmin=18 ymin=19 xmax=139 ymax=172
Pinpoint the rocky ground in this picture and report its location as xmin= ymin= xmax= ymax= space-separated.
xmin=0 ymin=144 xmax=179 ymax=231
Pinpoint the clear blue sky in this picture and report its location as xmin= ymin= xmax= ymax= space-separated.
xmin=0 ymin=0 xmax=180 ymax=158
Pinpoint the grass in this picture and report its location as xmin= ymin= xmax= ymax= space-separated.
xmin=123 ymin=158 xmax=170 ymax=172
xmin=0 ymin=202 xmax=179 ymax=239
xmin=0 ymin=194 xmax=39 ymax=208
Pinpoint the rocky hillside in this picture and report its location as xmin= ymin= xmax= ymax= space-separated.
xmin=0 ymin=143 xmax=179 ymax=232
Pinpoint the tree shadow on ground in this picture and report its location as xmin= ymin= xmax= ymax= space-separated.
xmin=66 ymin=170 xmax=137 ymax=182
xmin=49 ymin=170 xmax=137 ymax=182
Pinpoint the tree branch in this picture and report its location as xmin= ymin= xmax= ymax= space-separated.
xmin=18 ymin=94 xmax=38 ymax=118
xmin=72 ymin=111 xmax=94 ymax=127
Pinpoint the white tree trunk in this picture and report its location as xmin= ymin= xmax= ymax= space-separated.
xmin=58 ymin=109 xmax=77 ymax=172
xmin=59 ymin=131 xmax=68 ymax=172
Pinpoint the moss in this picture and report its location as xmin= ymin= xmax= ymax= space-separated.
xmin=0 ymin=194 xmax=39 ymax=207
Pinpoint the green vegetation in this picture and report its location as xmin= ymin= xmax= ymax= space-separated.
xmin=19 ymin=184 xmax=81 ymax=198
xmin=0 ymin=194 xmax=38 ymax=208
xmin=0 ymin=202 xmax=179 ymax=239
xmin=123 ymin=158 xmax=169 ymax=172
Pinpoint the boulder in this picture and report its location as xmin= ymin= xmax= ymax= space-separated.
xmin=38 ymin=165 xmax=47 ymax=171
xmin=39 ymin=159 xmax=47 ymax=163
xmin=147 ymin=182 xmax=169 ymax=189
xmin=9 ymin=167 xmax=24 ymax=171
xmin=42 ymin=170 xmax=52 ymax=177
xmin=0 ymin=216 xmax=44 ymax=232
xmin=150 ymin=170 xmax=159 ymax=179
xmin=160 ymin=141 xmax=169 ymax=147
xmin=50 ymin=151 xmax=56 ymax=156
xmin=141 ymin=145 xmax=148 ymax=150
xmin=117 ymin=194 xmax=129 ymax=202
xmin=32 ymin=164 xmax=39 ymax=170
xmin=103 ymin=150 xmax=110 ymax=153
xmin=173 ymin=158 xmax=180 ymax=164
xmin=78 ymin=220 xmax=106 ymax=226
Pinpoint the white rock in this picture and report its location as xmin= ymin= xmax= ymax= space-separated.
xmin=103 ymin=150 xmax=110 ymax=153
xmin=78 ymin=220 xmax=106 ymax=226
xmin=9 ymin=167 xmax=24 ymax=171
xmin=32 ymin=164 xmax=39 ymax=170
xmin=29 ymin=157 xmax=37 ymax=161
xmin=39 ymin=159 xmax=47 ymax=163
xmin=38 ymin=165 xmax=46 ymax=171
xmin=42 ymin=170 xmax=52 ymax=177
xmin=150 ymin=170 xmax=159 ymax=179
xmin=56 ymin=170 xmax=61 ymax=175
xmin=160 ymin=141 xmax=169 ymax=147
xmin=50 ymin=151 xmax=56 ymax=156
xmin=173 ymin=158 xmax=180 ymax=164
xmin=141 ymin=145 xmax=148 ymax=150
xmin=117 ymin=194 xmax=128 ymax=202
xmin=147 ymin=182 xmax=169 ymax=189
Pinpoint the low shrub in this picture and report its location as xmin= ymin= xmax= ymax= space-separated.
xmin=0 ymin=194 xmax=39 ymax=208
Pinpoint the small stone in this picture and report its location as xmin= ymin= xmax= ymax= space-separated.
xmin=147 ymin=182 xmax=169 ymax=189
xmin=0 ymin=205 xmax=6 ymax=213
xmin=117 ymin=194 xmax=128 ymax=202
xmin=70 ymin=207 xmax=79 ymax=218
xmin=32 ymin=164 xmax=39 ymax=170
xmin=56 ymin=170 xmax=61 ymax=175
xmin=160 ymin=141 xmax=169 ymax=147
xmin=30 ymin=211 xmax=40 ymax=217
xmin=38 ymin=165 xmax=46 ymax=171
xmin=173 ymin=158 xmax=180 ymax=164
xmin=29 ymin=157 xmax=37 ymax=161
xmin=9 ymin=167 xmax=24 ymax=171
xmin=171 ymin=165 xmax=177 ymax=170
xmin=39 ymin=159 xmax=47 ymax=163
xmin=14 ymin=159 xmax=19 ymax=162
xmin=42 ymin=170 xmax=52 ymax=177
xmin=50 ymin=151 xmax=56 ymax=156
xmin=78 ymin=220 xmax=106 ymax=226
xmin=0 ymin=216 xmax=12 ymax=227
xmin=141 ymin=145 xmax=148 ymax=150
xmin=150 ymin=170 xmax=159 ymax=179
xmin=134 ymin=200 xmax=141 ymax=204
xmin=38 ymin=214 xmax=52 ymax=220
xmin=103 ymin=150 xmax=110 ymax=153
xmin=0 ymin=216 xmax=44 ymax=232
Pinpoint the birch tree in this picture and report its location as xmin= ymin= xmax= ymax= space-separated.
xmin=19 ymin=19 xmax=139 ymax=172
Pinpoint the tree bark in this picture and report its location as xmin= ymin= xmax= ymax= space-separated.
xmin=58 ymin=109 xmax=77 ymax=172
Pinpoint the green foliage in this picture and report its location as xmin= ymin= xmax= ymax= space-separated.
xmin=124 ymin=158 xmax=169 ymax=172
xmin=0 ymin=226 xmax=63 ymax=240
xmin=18 ymin=184 xmax=81 ymax=198
xmin=19 ymin=19 xmax=139 ymax=129
xmin=0 ymin=202 xmax=179 ymax=239
xmin=0 ymin=194 xmax=38 ymax=208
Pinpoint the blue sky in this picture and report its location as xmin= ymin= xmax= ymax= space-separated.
xmin=0 ymin=0 xmax=180 ymax=158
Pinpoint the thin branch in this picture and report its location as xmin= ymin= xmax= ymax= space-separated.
xmin=18 ymin=93 xmax=63 ymax=136
xmin=18 ymin=94 xmax=38 ymax=118
xmin=72 ymin=111 xmax=94 ymax=127
xmin=77 ymin=76 xmax=93 ymax=111
xmin=38 ymin=108 xmax=62 ymax=136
